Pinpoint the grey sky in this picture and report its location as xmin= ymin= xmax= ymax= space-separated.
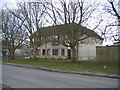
xmin=0 ymin=0 xmax=17 ymax=9
xmin=0 ymin=0 xmax=119 ymax=46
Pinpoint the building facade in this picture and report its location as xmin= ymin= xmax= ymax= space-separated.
xmin=31 ymin=42 xmax=102 ymax=60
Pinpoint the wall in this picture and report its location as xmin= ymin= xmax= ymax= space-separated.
xmin=78 ymin=44 xmax=99 ymax=60
xmin=96 ymin=46 xmax=120 ymax=61
xmin=32 ymin=42 xmax=102 ymax=60
xmin=37 ymin=42 xmax=68 ymax=59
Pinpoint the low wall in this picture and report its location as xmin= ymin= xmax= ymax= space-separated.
xmin=96 ymin=46 xmax=120 ymax=61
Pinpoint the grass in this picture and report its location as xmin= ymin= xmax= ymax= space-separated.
xmin=2 ymin=57 xmax=119 ymax=74
xmin=0 ymin=58 xmax=2 ymax=62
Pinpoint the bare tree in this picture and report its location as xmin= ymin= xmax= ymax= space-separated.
xmin=107 ymin=0 xmax=120 ymax=42
xmin=99 ymin=0 xmax=120 ymax=43
xmin=10 ymin=1 xmax=46 ymax=59
xmin=42 ymin=0 xmax=103 ymax=61
xmin=2 ymin=10 xmax=27 ymax=59
xmin=107 ymin=0 xmax=120 ymax=25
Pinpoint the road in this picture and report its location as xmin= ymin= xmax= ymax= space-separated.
xmin=0 ymin=63 xmax=2 ymax=90
xmin=0 ymin=63 xmax=2 ymax=83
xmin=2 ymin=64 xmax=118 ymax=88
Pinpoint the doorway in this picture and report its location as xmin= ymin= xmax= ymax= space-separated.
xmin=67 ymin=49 xmax=71 ymax=59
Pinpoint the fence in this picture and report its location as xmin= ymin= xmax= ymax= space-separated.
xmin=96 ymin=46 xmax=120 ymax=61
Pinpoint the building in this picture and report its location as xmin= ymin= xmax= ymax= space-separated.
xmin=31 ymin=23 xmax=103 ymax=60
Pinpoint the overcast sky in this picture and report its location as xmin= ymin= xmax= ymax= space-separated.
xmin=0 ymin=0 xmax=16 ymax=9
xmin=0 ymin=0 xmax=119 ymax=46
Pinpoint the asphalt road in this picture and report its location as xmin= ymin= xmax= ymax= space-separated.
xmin=2 ymin=64 xmax=119 ymax=88
xmin=0 ymin=63 xmax=2 ymax=90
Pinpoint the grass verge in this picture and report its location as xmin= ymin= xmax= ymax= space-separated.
xmin=2 ymin=58 xmax=119 ymax=74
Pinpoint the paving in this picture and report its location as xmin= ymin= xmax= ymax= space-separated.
xmin=2 ymin=62 xmax=120 ymax=79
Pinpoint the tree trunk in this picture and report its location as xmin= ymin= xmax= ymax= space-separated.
xmin=71 ymin=47 xmax=76 ymax=62
xmin=9 ymin=50 xmax=15 ymax=59
xmin=76 ymin=43 xmax=79 ymax=61
xmin=33 ymin=48 xmax=38 ymax=59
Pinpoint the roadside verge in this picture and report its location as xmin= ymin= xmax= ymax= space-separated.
xmin=3 ymin=62 xmax=120 ymax=79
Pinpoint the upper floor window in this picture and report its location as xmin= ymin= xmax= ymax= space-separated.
xmin=51 ymin=35 xmax=59 ymax=46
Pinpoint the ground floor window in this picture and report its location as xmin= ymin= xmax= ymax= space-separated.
xmin=61 ymin=49 xmax=65 ymax=56
xmin=52 ymin=49 xmax=58 ymax=56
xmin=31 ymin=49 xmax=33 ymax=55
xmin=42 ymin=49 xmax=45 ymax=56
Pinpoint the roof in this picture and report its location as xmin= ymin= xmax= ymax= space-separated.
xmin=34 ymin=23 xmax=103 ymax=40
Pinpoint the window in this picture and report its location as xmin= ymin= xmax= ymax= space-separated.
xmin=61 ymin=49 xmax=65 ymax=56
xmin=42 ymin=49 xmax=45 ymax=56
xmin=52 ymin=49 xmax=58 ymax=56
xmin=31 ymin=49 xmax=33 ymax=55
xmin=51 ymin=36 xmax=59 ymax=46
